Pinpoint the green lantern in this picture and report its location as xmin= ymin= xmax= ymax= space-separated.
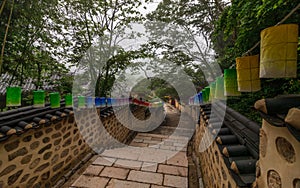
xmin=65 ymin=94 xmax=73 ymax=108
xmin=205 ymin=86 xmax=210 ymax=103
xmin=202 ymin=89 xmax=206 ymax=103
xmin=78 ymin=96 xmax=85 ymax=108
xmin=224 ymin=69 xmax=241 ymax=96
xmin=209 ymin=82 xmax=216 ymax=101
xmin=215 ymin=77 xmax=226 ymax=100
xmin=33 ymin=90 xmax=45 ymax=108
xmin=6 ymin=86 xmax=21 ymax=107
xmin=50 ymin=92 xmax=60 ymax=108
xmin=202 ymin=87 xmax=210 ymax=103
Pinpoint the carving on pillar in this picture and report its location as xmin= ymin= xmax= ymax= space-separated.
xmin=293 ymin=179 xmax=300 ymax=188
xmin=267 ymin=170 xmax=281 ymax=188
xmin=260 ymin=129 xmax=267 ymax=157
xmin=276 ymin=137 xmax=296 ymax=163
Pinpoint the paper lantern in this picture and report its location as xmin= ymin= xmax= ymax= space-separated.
xmin=198 ymin=92 xmax=203 ymax=104
xmin=224 ymin=69 xmax=241 ymax=96
xmin=118 ymin=98 xmax=122 ymax=106
xmin=201 ymin=89 xmax=206 ymax=103
xmin=194 ymin=94 xmax=199 ymax=105
xmin=205 ymin=87 xmax=210 ymax=103
xmin=123 ymin=98 xmax=129 ymax=105
xmin=118 ymin=98 xmax=122 ymax=105
xmin=124 ymin=98 xmax=128 ymax=105
xmin=203 ymin=88 xmax=208 ymax=103
xmin=33 ymin=90 xmax=45 ymax=108
xmin=106 ymin=98 xmax=112 ymax=107
xmin=260 ymin=24 xmax=298 ymax=78
xmin=111 ymin=98 xmax=117 ymax=106
xmin=120 ymin=98 xmax=125 ymax=105
xmin=78 ymin=96 xmax=85 ymax=108
xmin=189 ymin=97 xmax=194 ymax=105
xmin=202 ymin=87 xmax=210 ymax=103
xmin=236 ymin=55 xmax=261 ymax=92
xmin=65 ymin=94 xmax=73 ymax=108
xmin=50 ymin=92 xmax=60 ymax=108
xmin=6 ymin=87 xmax=21 ymax=107
xmin=215 ymin=77 xmax=226 ymax=100
xmin=95 ymin=97 xmax=101 ymax=107
xmin=100 ymin=97 xmax=106 ymax=107
xmin=86 ymin=97 xmax=94 ymax=108
xmin=143 ymin=101 xmax=150 ymax=107
xmin=209 ymin=82 xmax=216 ymax=101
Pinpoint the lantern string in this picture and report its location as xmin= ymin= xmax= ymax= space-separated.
xmin=229 ymin=2 xmax=300 ymax=69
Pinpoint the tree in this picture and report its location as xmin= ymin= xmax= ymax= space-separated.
xmin=145 ymin=0 xmax=228 ymax=85
xmin=0 ymin=0 xmax=69 ymax=90
xmin=60 ymin=0 xmax=147 ymax=97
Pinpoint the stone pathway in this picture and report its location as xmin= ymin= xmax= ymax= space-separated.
xmin=70 ymin=104 xmax=194 ymax=188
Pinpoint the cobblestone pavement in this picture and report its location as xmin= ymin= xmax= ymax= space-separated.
xmin=70 ymin=104 xmax=195 ymax=188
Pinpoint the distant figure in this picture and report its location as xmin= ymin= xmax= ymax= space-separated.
xmin=171 ymin=98 xmax=175 ymax=107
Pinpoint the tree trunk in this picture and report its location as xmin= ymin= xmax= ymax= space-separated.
xmin=0 ymin=0 xmax=14 ymax=74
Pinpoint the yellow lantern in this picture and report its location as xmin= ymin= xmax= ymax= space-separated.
xmin=260 ymin=24 xmax=298 ymax=78
xmin=236 ymin=55 xmax=261 ymax=92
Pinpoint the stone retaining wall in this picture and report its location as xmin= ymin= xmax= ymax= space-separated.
xmin=193 ymin=114 xmax=238 ymax=188
xmin=0 ymin=114 xmax=91 ymax=188
xmin=0 ymin=105 xmax=147 ymax=187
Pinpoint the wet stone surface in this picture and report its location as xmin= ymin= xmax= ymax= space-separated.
xmin=69 ymin=104 xmax=194 ymax=188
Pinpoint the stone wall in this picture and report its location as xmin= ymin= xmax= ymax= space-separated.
xmin=188 ymin=100 xmax=300 ymax=188
xmin=193 ymin=115 xmax=238 ymax=188
xmin=255 ymin=120 xmax=300 ymax=188
xmin=0 ymin=114 xmax=91 ymax=188
xmin=189 ymin=103 xmax=259 ymax=188
xmin=76 ymin=106 xmax=147 ymax=152
xmin=0 ymin=105 xmax=147 ymax=187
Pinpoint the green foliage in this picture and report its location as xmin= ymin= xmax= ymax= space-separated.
xmin=131 ymin=77 xmax=179 ymax=100
xmin=1 ymin=0 xmax=147 ymax=97
xmin=213 ymin=0 xmax=300 ymax=67
xmin=213 ymin=0 xmax=300 ymax=123
xmin=0 ymin=0 xmax=68 ymax=89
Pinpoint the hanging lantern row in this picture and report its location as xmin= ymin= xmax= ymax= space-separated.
xmin=189 ymin=76 xmax=227 ymax=105
xmin=189 ymin=92 xmax=201 ymax=105
xmin=234 ymin=24 xmax=298 ymax=92
xmin=131 ymin=98 xmax=151 ymax=107
xmin=5 ymin=87 xmax=157 ymax=109
xmin=191 ymin=24 xmax=298 ymax=104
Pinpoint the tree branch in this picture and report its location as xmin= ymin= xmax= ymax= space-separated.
xmin=0 ymin=0 xmax=14 ymax=74
xmin=0 ymin=0 xmax=7 ymax=16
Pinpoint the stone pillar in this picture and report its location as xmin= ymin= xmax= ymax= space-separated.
xmin=255 ymin=120 xmax=300 ymax=188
